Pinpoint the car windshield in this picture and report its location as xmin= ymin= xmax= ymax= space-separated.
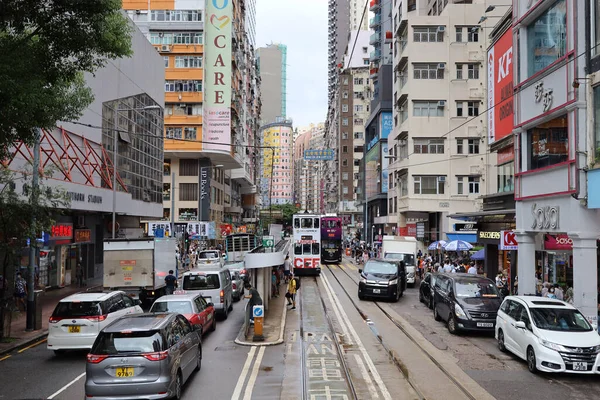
xmin=530 ymin=308 xmax=593 ymax=332
xmin=91 ymin=331 xmax=164 ymax=355
xmin=53 ymin=301 xmax=101 ymax=318
xmin=199 ymin=252 xmax=219 ymax=259
xmin=384 ymin=253 xmax=415 ymax=266
xmin=183 ymin=274 xmax=220 ymax=290
xmin=454 ymin=279 xmax=499 ymax=298
xmin=150 ymin=301 xmax=193 ymax=314
xmin=364 ymin=261 xmax=398 ymax=276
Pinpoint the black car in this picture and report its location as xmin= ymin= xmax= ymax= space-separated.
xmin=419 ymin=272 xmax=437 ymax=309
xmin=358 ymin=259 xmax=407 ymax=302
xmin=432 ymin=273 xmax=502 ymax=334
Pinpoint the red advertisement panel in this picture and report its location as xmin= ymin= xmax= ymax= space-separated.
xmin=487 ymin=29 xmax=514 ymax=144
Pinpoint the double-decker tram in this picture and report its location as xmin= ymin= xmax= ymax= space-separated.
xmin=321 ymin=215 xmax=342 ymax=264
xmin=292 ymin=214 xmax=321 ymax=275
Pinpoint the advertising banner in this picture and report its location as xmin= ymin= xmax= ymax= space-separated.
xmin=220 ymin=224 xmax=233 ymax=237
xmin=380 ymin=112 xmax=393 ymax=139
xmin=544 ymin=234 xmax=572 ymax=251
xmin=203 ymin=0 xmax=232 ymax=152
xmin=199 ymin=159 xmax=211 ymax=221
xmin=381 ymin=142 xmax=389 ymax=194
xmin=487 ymin=29 xmax=513 ymax=145
xmin=304 ymin=149 xmax=335 ymax=161
xmin=365 ymin=143 xmax=380 ymax=199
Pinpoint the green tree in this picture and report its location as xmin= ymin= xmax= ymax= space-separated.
xmin=0 ymin=168 xmax=70 ymax=340
xmin=0 ymin=0 xmax=133 ymax=159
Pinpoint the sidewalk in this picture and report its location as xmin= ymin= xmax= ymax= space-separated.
xmin=0 ymin=277 xmax=102 ymax=355
xmin=235 ymin=286 xmax=287 ymax=346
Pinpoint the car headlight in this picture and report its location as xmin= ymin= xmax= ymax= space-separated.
xmin=454 ymin=303 xmax=467 ymax=319
xmin=388 ymin=279 xmax=398 ymax=286
xmin=539 ymin=339 xmax=569 ymax=353
xmin=359 ymin=276 xmax=367 ymax=284
xmin=591 ymin=345 xmax=600 ymax=353
xmin=407 ymin=272 xmax=415 ymax=278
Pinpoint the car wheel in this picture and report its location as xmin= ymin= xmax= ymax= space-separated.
xmin=358 ymin=293 xmax=365 ymax=300
xmin=228 ymin=302 xmax=233 ymax=312
xmin=210 ymin=315 xmax=217 ymax=332
xmin=497 ymin=330 xmax=507 ymax=353
xmin=195 ymin=347 xmax=202 ymax=372
xmin=222 ymin=306 xmax=228 ymax=320
xmin=173 ymin=371 xmax=182 ymax=399
xmin=527 ymin=346 xmax=538 ymax=374
xmin=394 ymin=289 xmax=400 ymax=302
xmin=428 ymin=297 xmax=433 ymax=310
xmin=53 ymin=350 xmax=66 ymax=356
xmin=419 ymin=290 xmax=424 ymax=303
xmin=447 ymin=314 xmax=458 ymax=335
xmin=433 ymin=304 xmax=442 ymax=321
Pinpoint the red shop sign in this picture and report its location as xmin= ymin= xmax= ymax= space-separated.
xmin=497 ymin=145 xmax=514 ymax=165
xmin=407 ymin=224 xmax=417 ymax=237
xmin=51 ymin=223 xmax=73 ymax=240
xmin=544 ymin=234 xmax=572 ymax=251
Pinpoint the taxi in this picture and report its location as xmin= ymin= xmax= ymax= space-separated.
xmin=149 ymin=292 xmax=217 ymax=335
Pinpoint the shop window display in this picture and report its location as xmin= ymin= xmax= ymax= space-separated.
xmin=527 ymin=115 xmax=568 ymax=170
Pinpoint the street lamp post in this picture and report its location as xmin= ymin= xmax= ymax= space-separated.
xmin=112 ymin=104 xmax=160 ymax=239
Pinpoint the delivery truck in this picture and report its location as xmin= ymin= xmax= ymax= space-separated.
xmin=103 ymin=237 xmax=177 ymax=305
xmin=381 ymin=236 xmax=417 ymax=287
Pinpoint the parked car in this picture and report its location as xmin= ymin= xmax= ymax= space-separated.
xmin=358 ymin=258 xmax=407 ymax=302
xmin=47 ymin=291 xmax=143 ymax=355
xmin=229 ymin=269 xmax=245 ymax=301
xmin=419 ymin=272 xmax=437 ymax=309
xmin=85 ymin=313 xmax=202 ymax=400
xmin=496 ymin=296 xmax=600 ymax=374
xmin=149 ymin=293 xmax=216 ymax=336
xmin=181 ymin=266 xmax=233 ymax=319
xmin=432 ymin=273 xmax=502 ymax=334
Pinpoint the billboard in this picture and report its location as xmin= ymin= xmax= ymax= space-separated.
xmin=304 ymin=149 xmax=335 ymax=160
xmin=487 ymin=29 xmax=514 ymax=144
xmin=199 ymin=159 xmax=211 ymax=221
xmin=365 ymin=142 xmax=380 ymax=199
xmin=380 ymin=112 xmax=393 ymax=139
xmin=381 ymin=142 xmax=389 ymax=194
xmin=203 ymin=0 xmax=232 ymax=152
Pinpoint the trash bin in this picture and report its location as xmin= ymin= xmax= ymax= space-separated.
xmin=33 ymin=290 xmax=44 ymax=330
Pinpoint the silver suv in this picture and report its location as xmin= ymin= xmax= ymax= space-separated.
xmin=85 ymin=313 xmax=202 ymax=399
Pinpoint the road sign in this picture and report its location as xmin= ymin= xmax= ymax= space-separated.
xmin=304 ymin=149 xmax=335 ymax=161
xmin=500 ymin=230 xmax=518 ymax=250
xmin=253 ymin=305 xmax=264 ymax=318
xmin=262 ymin=235 xmax=274 ymax=248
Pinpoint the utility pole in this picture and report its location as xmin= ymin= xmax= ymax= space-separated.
xmin=26 ymin=129 xmax=41 ymax=331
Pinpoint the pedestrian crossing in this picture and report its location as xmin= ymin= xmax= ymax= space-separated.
xmin=327 ymin=261 xmax=358 ymax=271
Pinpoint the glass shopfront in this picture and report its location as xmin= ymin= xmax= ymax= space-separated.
xmin=527 ymin=115 xmax=568 ymax=170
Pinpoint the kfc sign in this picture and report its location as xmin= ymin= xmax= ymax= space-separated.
xmin=294 ymin=257 xmax=320 ymax=269
xmin=488 ymin=29 xmax=514 ymax=144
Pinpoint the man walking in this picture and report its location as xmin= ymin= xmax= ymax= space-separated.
xmin=14 ymin=272 xmax=27 ymax=312
xmin=283 ymin=255 xmax=291 ymax=283
xmin=164 ymin=270 xmax=177 ymax=295
xmin=287 ymin=272 xmax=297 ymax=310
xmin=245 ymin=281 xmax=263 ymax=324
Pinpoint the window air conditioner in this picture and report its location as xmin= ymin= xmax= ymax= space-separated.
xmin=437 ymin=26 xmax=445 ymax=33
xmin=437 ymin=100 xmax=446 ymax=107
xmin=438 ymin=63 xmax=446 ymax=70
xmin=161 ymin=45 xmax=171 ymax=52
xmin=438 ymin=176 xmax=446 ymax=182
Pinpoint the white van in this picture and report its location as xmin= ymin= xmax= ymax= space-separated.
xmin=196 ymin=250 xmax=224 ymax=268
xmin=180 ymin=266 xmax=233 ymax=319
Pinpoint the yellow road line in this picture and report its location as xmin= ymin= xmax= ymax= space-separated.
xmin=345 ymin=262 xmax=357 ymax=271
xmin=329 ymin=264 xmax=337 ymax=269
xmin=0 ymin=355 xmax=11 ymax=362
xmin=17 ymin=338 xmax=47 ymax=353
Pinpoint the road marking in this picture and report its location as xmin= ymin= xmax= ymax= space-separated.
xmin=345 ymin=262 xmax=357 ymax=271
xmin=242 ymin=346 xmax=266 ymax=400
xmin=329 ymin=264 xmax=337 ymax=269
xmin=231 ymin=346 xmax=257 ymax=400
xmin=18 ymin=338 xmax=47 ymax=353
xmin=321 ymin=272 xmax=393 ymax=400
xmin=354 ymin=353 xmax=379 ymax=399
xmin=319 ymin=275 xmax=354 ymax=346
xmin=47 ymin=371 xmax=86 ymax=399
xmin=0 ymin=355 xmax=11 ymax=362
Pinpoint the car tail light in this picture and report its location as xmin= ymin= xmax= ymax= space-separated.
xmin=232 ymin=282 xmax=237 ymax=290
xmin=87 ymin=354 xmax=109 ymax=364
xmin=49 ymin=316 xmax=62 ymax=323
xmin=220 ymin=290 xmax=224 ymax=303
xmin=86 ymin=315 xmax=107 ymax=323
xmin=142 ymin=351 xmax=168 ymax=361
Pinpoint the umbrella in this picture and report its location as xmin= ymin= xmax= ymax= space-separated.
xmin=444 ymin=240 xmax=473 ymax=252
xmin=428 ymin=240 xmax=447 ymax=251
xmin=471 ymin=248 xmax=485 ymax=260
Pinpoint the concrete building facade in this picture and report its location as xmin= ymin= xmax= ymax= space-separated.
xmin=257 ymin=44 xmax=287 ymax=125
xmin=260 ymin=120 xmax=294 ymax=207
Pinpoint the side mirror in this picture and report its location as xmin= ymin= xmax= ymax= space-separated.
xmin=134 ymin=299 xmax=142 ymax=306
xmin=207 ymin=302 xmax=214 ymax=308
xmin=515 ymin=321 xmax=527 ymax=330
xmin=358 ymin=269 xmax=362 ymax=274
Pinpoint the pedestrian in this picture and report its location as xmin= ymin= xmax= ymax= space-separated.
xmin=468 ymin=263 xmax=478 ymax=275
xmin=75 ymin=262 xmax=84 ymax=287
xmin=362 ymin=248 xmax=369 ymax=264
xmin=164 ymin=270 xmax=177 ymax=295
xmin=245 ymin=281 xmax=263 ymax=324
xmin=283 ymin=255 xmax=291 ymax=283
xmin=14 ymin=272 xmax=27 ymax=312
xmin=554 ymin=284 xmax=564 ymax=300
xmin=271 ymin=270 xmax=279 ymax=297
xmin=286 ymin=273 xmax=297 ymax=310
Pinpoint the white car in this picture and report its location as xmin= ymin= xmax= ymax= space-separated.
xmin=496 ymin=296 xmax=600 ymax=374
xmin=47 ymin=291 xmax=143 ymax=355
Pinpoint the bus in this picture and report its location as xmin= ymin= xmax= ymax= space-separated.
xmin=292 ymin=214 xmax=322 ymax=275
xmin=321 ymin=216 xmax=343 ymax=264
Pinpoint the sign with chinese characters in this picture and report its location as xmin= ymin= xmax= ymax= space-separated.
xmin=531 ymin=203 xmax=559 ymax=230
xmin=304 ymin=149 xmax=335 ymax=161
xmin=518 ymin=66 xmax=567 ymax=124
xmin=120 ymin=260 xmax=136 ymax=283
xmin=416 ymin=222 xmax=425 ymax=239
xmin=51 ymin=223 xmax=73 ymax=240
xmin=74 ymin=229 xmax=92 ymax=243
xmin=534 ymin=81 xmax=553 ymax=112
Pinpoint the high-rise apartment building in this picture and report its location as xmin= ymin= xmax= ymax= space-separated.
xmin=123 ymin=0 xmax=261 ymax=239
xmin=257 ymin=44 xmax=287 ymax=125
xmin=350 ymin=0 xmax=369 ymax=31
xmin=293 ymin=128 xmax=313 ymax=211
xmin=259 ymin=120 xmax=294 ymax=208
xmin=328 ymin=0 xmax=351 ymax=103
xmin=387 ymin=0 xmax=510 ymax=243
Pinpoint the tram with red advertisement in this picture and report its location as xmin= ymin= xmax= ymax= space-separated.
xmin=292 ymin=213 xmax=321 ymax=275
xmin=321 ymin=215 xmax=343 ymax=264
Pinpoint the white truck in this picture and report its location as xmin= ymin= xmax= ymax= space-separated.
xmin=103 ymin=238 xmax=177 ymax=305
xmin=382 ymin=236 xmax=418 ymax=287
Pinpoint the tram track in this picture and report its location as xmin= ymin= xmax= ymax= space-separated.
xmin=325 ymin=263 xmax=480 ymax=400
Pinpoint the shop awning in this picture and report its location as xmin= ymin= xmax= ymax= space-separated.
xmin=471 ymin=248 xmax=485 ymax=260
xmin=446 ymin=233 xmax=477 ymax=243
xmin=447 ymin=209 xmax=516 ymax=223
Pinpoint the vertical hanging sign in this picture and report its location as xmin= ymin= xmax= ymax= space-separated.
xmin=204 ymin=0 xmax=232 ymax=152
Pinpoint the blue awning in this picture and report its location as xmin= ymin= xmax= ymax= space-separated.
xmin=446 ymin=233 xmax=477 ymax=243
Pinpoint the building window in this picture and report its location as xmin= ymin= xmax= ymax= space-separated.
xmin=413 ymin=138 xmax=444 ymax=154
xmin=179 ymin=159 xmax=199 ymax=176
xmin=342 ymin=145 xmax=349 ymax=153
xmin=163 ymin=56 xmax=169 ymax=68
xmin=342 ymin=104 xmax=348 ymax=112
xmin=456 ymin=102 xmax=464 ymax=117
xmin=413 ymin=63 xmax=444 ymax=79
xmin=596 ymin=0 xmax=600 ymax=56
xmin=343 ymin=91 xmax=349 ymax=99
xmin=467 ymin=27 xmax=479 ymax=42
xmin=354 ymin=118 xmax=363 ymax=125
xmin=342 ymin=159 xmax=348 ymax=166
xmin=179 ymin=183 xmax=198 ymax=201
xmin=467 ymin=63 xmax=479 ymax=79
xmin=498 ymin=161 xmax=514 ymax=193
xmin=413 ymin=26 xmax=444 ymax=43
xmin=184 ymin=127 xmax=197 ymax=140
xmin=468 ymin=138 xmax=479 ymax=154
xmin=342 ymin=118 xmax=349 ymax=126
xmin=354 ymin=78 xmax=364 ymax=85
xmin=342 ymin=132 xmax=349 ymax=140
xmin=527 ymin=0 xmax=566 ymax=77
xmin=151 ymin=32 xmax=203 ymax=45
xmin=343 ymin=77 xmax=349 ymax=85
xmin=342 ymin=172 xmax=349 ymax=180
xmin=457 ymin=176 xmax=464 ymax=194
xmin=343 ymin=186 xmax=349 ymax=194
xmin=455 ymin=27 xmax=463 ymax=42
xmin=354 ymin=132 xmax=363 ymax=139
xmin=175 ymin=56 xmax=202 ymax=68
xmin=166 ymin=127 xmax=182 ymax=139
xmin=457 ymin=101 xmax=478 ymax=116
xmin=468 ymin=176 xmax=480 ymax=194
xmin=354 ymin=105 xmax=363 ymax=112
xmin=164 ymin=159 xmax=171 ymax=175
xmin=456 ymin=64 xmax=463 ymax=79
xmin=413 ymin=101 xmax=444 ymax=117
xmin=527 ymin=115 xmax=568 ymax=170
xmin=456 ymin=139 xmax=464 ymax=154
xmin=354 ymin=159 xmax=361 ymax=166
xmin=165 ymin=80 xmax=202 ymax=92
xmin=414 ymin=176 xmax=445 ymax=194
xmin=151 ymin=10 xmax=203 ymax=22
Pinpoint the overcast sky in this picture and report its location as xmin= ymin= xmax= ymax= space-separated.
xmin=256 ymin=0 xmax=328 ymax=128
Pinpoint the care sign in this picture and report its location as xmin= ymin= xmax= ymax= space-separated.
xmin=500 ymin=231 xmax=518 ymax=250
xmin=252 ymin=305 xmax=264 ymax=318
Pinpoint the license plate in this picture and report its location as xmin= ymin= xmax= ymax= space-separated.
xmin=372 ymin=289 xmax=381 ymax=294
xmin=476 ymin=322 xmax=494 ymax=328
xmin=116 ymin=367 xmax=134 ymax=378
xmin=68 ymin=325 xmax=81 ymax=333
xmin=573 ymin=362 xmax=588 ymax=371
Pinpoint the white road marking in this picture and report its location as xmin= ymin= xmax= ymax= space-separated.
xmin=319 ymin=274 xmax=354 ymax=346
xmin=231 ymin=346 xmax=257 ymax=400
xmin=242 ymin=346 xmax=266 ymax=400
xmin=354 ymin=353 xmax=380 ymax=399
xmin=321 ymin=272 xmax=393 ymax=400
xmin=48 ymin=371 xmax=86 ymax=399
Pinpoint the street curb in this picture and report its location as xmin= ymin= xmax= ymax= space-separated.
xmin=234 ymin=298 xmax=287 ymax=347
xmin=380 ymin=304 xmax=496 ymax=400
xmin=0 ymin=330 xmax=48 ymax=356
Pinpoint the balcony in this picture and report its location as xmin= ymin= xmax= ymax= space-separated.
xmin=369 ymin=14 xmax=381 ymax=28
xmin=369 ymin=0 xmax=380 ymax=11
xmin=369 ymin=32 xmax=380 ymax=45
xmin=370 ymin=49 xmax=381 ymax=62
xmin=384 ymin=31 xmax=393 ymax=44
